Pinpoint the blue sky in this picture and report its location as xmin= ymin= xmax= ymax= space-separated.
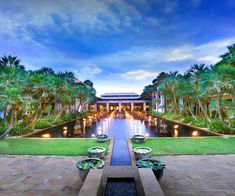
xmin=0 ymin=0 xmax=235 ymax=96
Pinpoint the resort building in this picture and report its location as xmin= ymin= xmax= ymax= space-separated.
xmin=94 ymin=92 xmax=149 ymax=112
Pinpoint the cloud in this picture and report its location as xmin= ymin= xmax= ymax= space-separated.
xmin=121 ymin=69 xmax=158 ymax=80
xmin=80 ymin=66 xmax=102 ymax=75
xmin=198 ymin=56 xmax=220 ymax=64
xmin=165 ymin=46 xmax=193 ymax=62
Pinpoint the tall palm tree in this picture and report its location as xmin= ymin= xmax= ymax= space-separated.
xmin=219 ymin=44 xmax=235 ymax=66
xmin=159 ymin=71 xmax=181 ymax=114
xmin=0 ymin=55 xmax=25 ymax=69
xmin=37 ymin=67 xmax=55 ymax=76
xmin=186 ymin=64 xmax=211 ymax=121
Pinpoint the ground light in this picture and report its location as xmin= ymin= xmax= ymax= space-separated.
xmin=42 ymin=133 xmax=51 ymax=138
xmin=63 ymin=126 xmax=68 ymax=136
xmin=192 ymin=130 xmax=199 ymax=137
xmin=174 ymin=125 xmax=179 ymax=129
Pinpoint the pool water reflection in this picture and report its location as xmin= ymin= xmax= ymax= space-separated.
xmin=26 ymin=116 xmax=217 ymax=138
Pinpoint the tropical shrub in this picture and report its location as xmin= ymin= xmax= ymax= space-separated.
xmin=10 ymin=121 xmax=32 ymax=136
xmin=182 ymin=116 xmax=196 ymax=124
xmin=192 ymin=120 xmax=209 ymax=128
xmin=61 ymin=113 xmax=74 ymax=122
xmin=163 ymin=113 xmax=184 ymax=121
xmin=34 ymin=119 xmax=52 ymax=129
xmin=209 ymin=120 xmax=230 ymax=134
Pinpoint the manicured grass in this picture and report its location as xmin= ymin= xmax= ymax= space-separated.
xmin=0 ymin=138 xmax=110 ymax=156
xmin=131 ymin=137 xmax=235 ymax=155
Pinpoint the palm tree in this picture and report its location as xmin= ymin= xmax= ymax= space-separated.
xmin=37 ymin=67 xmax=55 ymax=76
xmin=0 ymin=55 xmax=25 ymax=69
xmin=186 ymin=64 xmax=211 ymax=121
xmin=219 ymin=44 xmax=235 ymax=66
xmin=159 ymin=71 xmax=181 ymax=114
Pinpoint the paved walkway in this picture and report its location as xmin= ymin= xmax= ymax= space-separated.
xmin=1 ymin=155 xmax=235 ymax=195
xmin=0 ymin=155 xmax=84 ymax=196
xmin=158 ymin=155 xmax=235 ymax=196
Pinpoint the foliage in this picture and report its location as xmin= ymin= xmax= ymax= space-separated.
xmin=142 ymin=43 xmax=235 ymax=132
xmin=209 ymin=120 xmax=230 ymax=134
xmin=61 ymin=113 xmax=74 ymax=122
xmin=10 ymin=121 xmax=32 ymax=136
xmin=76 ymin=158 xmax=104 ymax=170
xmin=136 ymin=159 xmax=165 ymax=169
xmin=163 ymin=113 xmax=184 ymax=121
xmin=34 ymin=119 xmax=52 ymax=129
xmin=0 ymin=56 xmax=96 ymax=138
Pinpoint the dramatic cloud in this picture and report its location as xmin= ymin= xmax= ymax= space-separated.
xmin=121 ymin=69 xmax=158 ymax=80
xmin=0 ymin=0 xmax=234 ymax=95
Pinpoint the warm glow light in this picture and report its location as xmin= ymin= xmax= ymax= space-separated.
xmin=63 ymin=126 xmax=68 ymax=130
xmin=63 ymin=130 xmax=67 ymax=136
xmin=174 ymin=130 xmax=179 ymax=137
xmin=91 ymin=134 xmax=96 ymax=138
xmin=174 ymin=125 xmax=179 ymax=129
xmin=192 ymin=131 xmax=199 ymax=136
xmin=42 ymin=133 xmax=50 ymax=138
xmin=97 ymin=127 xmax=102 ymax=135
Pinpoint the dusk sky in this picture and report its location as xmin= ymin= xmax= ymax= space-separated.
xmin=1 ymin=0 xmax=235 ymax=96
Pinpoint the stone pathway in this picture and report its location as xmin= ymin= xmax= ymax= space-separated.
xmin=1 ymin=155 xmax=235 ymax=195
xmin=0 ymin=155 xmax=85 ymax=196
xmin=158 ymin=155 xmax=235 ymax=196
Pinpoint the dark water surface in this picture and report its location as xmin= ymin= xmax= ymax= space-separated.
xmin=105 ymin=178 xmax=137 ymax=196
xmin=27 ymin=117 xmax=216 ymax=138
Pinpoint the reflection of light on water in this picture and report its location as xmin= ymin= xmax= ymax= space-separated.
xmin=145 ymin=133 xmax=149 ymax=138
xmin=192 ymin=131 xmax=199 ymax=136
xmin=174 ymin=129 xmax=179 ymax=137
xmin=63 ymin=130 xmax=67 ymax=136
xmin=42 ymin=133 xmax=50 ymax=138
xmin=97 ymin=127 xmax=102 ymax=135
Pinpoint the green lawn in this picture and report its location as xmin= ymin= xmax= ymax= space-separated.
xmin=0 ymin=138 xmax=110 ymax=156
xmin=131 ymin=137 xmax=235 ymax=155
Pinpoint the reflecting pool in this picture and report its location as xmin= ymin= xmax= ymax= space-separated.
xmin=26 ymin=116 xmax=217 ymax=138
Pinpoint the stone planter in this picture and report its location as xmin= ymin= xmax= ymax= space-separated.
xmin=76 ymin=158 xmax=104 ymax=181
xmin=132 ymin=134 xmax=145 ymax=143
xmin=96 ymin=134 xmax=108 ymax=142
xmin=133 ymin=147 xmax=152 ymax=160
xmin=136 ymin=158 xmax=165 ymax=180
xmin=87 ymin=147 xmax=105 ymax=159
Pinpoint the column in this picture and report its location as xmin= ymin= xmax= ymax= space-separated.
xmin=143 ymin=101 xmax=146 ymax=112
xmin=94 ymin=103 xmax=97 ymax=112
xmin=179 ymin=98 xmax=183 ymax=113
xmin=119 ymin=102 xmax=122 ymax=112
xmin=106 ymin=102 xmax=109 ymax=111
xmin=131 ymin=102 xmax=134 ymax=112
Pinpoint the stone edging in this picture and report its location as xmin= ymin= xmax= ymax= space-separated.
xmin=104 ymin=139 xmax=114 ymax=166
xmin=127 ymin=139 xmax=136 ymax=166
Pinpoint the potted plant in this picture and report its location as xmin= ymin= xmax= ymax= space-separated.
xmin=76 ymin=158 xmax=104 ymax=181
xmin=87 ymin=147 xmax=105 ymax=159
xmin=96 ymin=134 xmax=108 ymax=142
xmin=133 ymin=147 xmax=152 ymax=160
xmin=136 ymin=158 xmax=165 ymax=180
xmin=132 ymin=134 xmax=145 ymax=143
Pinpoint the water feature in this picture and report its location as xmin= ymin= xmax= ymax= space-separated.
xmin=105 ymin=178 xmax=137 ymax=196
xmin=26 ymin=116 xmax=217 ymax=138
